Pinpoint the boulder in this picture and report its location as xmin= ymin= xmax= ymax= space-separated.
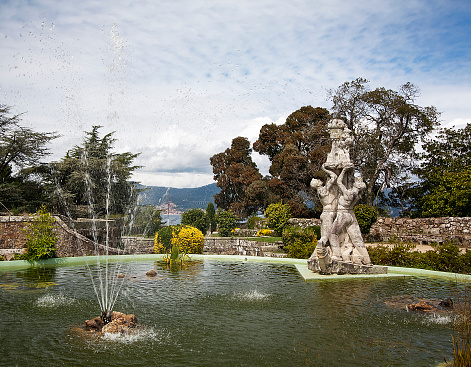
xmin=85 ymin=316 xmax=104 ymax=331
xmin=407 ymin=301 xmax=437 ymax=312
xmin=146 ymin=269 xmax=157 ymax=277
xmin=439 ymin=298 xmax=453 ymax=308
xmin=84 ymin=312 xmax=137 ymax=334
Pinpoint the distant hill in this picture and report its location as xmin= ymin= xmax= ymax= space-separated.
xmin=138 ymin=183 xmax=220 ymax=211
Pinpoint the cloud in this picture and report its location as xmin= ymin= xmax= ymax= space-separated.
xmin=1 ymin=0 xmax=471 ymax=187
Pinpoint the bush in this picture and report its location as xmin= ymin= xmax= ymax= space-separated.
xmin=154 ymin=225 xmax=204 ymax=255
xmin=367 ymin=241 xmax=471 ymax=274
xmin=282 ymin=226 xmax=317 ymax=259
xmin=354 ymin=204 xmax=378 ymax=234
xmin=172 ymin=225 xmax=205 ymax=254
xmin=181 ymin=208 xmax=209 ymax=234
xmin=21 ymin=205 xmax=57 ymax=262
xmin=215 ymin=209 xmax=237 ymax=237
xmin=265 ymin=202 xmax=291 ymax=236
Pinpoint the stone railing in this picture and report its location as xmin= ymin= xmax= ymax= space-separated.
xmin=367 ymin=217 xmax=471 ymax=247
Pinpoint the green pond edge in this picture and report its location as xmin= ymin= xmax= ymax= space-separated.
xmin=1 ymin=254 xmax=471 ymax=282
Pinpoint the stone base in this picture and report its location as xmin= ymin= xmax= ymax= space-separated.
xmin=307 ymin=258 xmax=388 ymax=275
xmin=84 ymin=311 xmax=138 ymax=334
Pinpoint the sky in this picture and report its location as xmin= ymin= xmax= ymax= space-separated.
xmin=1 ymin=0 xmax=470 ymax=188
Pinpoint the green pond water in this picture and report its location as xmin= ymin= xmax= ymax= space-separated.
xmin=0 ymin=259 xmax=463 ymax=366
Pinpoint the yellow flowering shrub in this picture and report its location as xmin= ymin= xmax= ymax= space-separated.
xmin=257 ymin=229 xmax=273 ymax=237
xmin=171 ymin=225 xmax=205 ymax=254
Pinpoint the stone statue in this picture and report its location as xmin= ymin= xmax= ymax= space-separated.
xmin=310 ymin=164 xmax=338 ymax=247
xmin=327 ymin=164 xmax=371 ymax=265
xmin=307 ymin=119 xmax=386 ymax=275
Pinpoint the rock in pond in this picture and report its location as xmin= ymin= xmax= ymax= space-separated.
xmin=146 ymin=269 xmax=157 ymax=277
xmin=85 ymin=311 xmax=138 ymax=334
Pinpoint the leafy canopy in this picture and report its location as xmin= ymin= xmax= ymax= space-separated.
xmin=47 ymin=126 xmax=141 ymax=217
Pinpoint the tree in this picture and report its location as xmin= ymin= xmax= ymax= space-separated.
xmin=181 ymin=208 xmax=209 ymax=234
xmin=210 ymin=137 xmax=262 ymax=218
xmin=396 ymin=123 xmax=471 ymax=217
xmin=0 ymin=104 xmax=58 ymax=212
xmin=253 ymin=106 xmax=331 ymax=216
xmin=47 ymin=126 xmax=140 ymax=217
xmin=329 ymin=79 xmax=440 ymax=206
xmin=215 ymin=209 xmax=237 ymax=237
xmin=206 ymin=202 xmax=216 ymax=233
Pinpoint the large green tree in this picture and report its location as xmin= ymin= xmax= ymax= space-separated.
xmin=253 ymin=106 xmax=331 ymax=216
xmin=394 ymin=123 xmax=471 ymax=217
xmin=329 ymin=78 xmax=440 ymax=206
xmin=210 ymin=136 xmax=262 ymax=218
xmin=0 ymin=104 xmax=58 ymax=212
xmin=47 ymin=126 xmax=140 ymax=217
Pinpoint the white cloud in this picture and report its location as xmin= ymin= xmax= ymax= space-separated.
xmin=1 ymin=0 xmax=471 ymax=187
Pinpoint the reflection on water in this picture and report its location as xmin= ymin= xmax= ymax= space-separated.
xmin=0 ymin=259 xmax=463 ymax=366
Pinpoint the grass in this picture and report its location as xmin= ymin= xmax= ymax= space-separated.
xmin=239 ymin=236 xmax=282 ymax=243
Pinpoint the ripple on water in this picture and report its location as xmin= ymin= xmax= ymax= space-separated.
xmin=422 ymin=313 xmax=454 ymax=326
xmin=232 ymin=289 xmax=270 ymax=301
xmin=36 ymin=294 xmax=75 ymax=307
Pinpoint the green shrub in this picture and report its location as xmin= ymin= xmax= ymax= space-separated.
xmin=354 ymin=204 xmax=378 ymax=234
xmin=181 ymin=208 xmax=209 ymax=234
xmin=265 ymin=202 xmax=291 ymax=236
xmin=367 ymin=241 xmax=471 ymax=274
xmin=21 ymin=205 xmax=57 ymax=262
xmin=215 ymin=209 xmax=237 ymax=237
xmin=307 ymin=225 xmax=321 ymax=241
xmin=282 ymin=226 xmax=317 ymax=259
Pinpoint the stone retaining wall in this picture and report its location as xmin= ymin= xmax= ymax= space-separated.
xmin=367 ymin=217 xmax=471 ymax=246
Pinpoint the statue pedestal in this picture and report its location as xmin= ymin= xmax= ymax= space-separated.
xmin=307 ymin=257 xmax=388 ymax=275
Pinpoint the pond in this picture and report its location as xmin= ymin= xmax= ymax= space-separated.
xmin=0 ymin=258 xmax=462 ymax=366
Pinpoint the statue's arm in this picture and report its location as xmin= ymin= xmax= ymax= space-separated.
xmin=321 ymin=164 xmax=337 ymax=189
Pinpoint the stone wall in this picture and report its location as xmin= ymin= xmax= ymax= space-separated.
xmin=121 ymin=237 xmax=154 ymax=254
xmin=290 ymin=216 xmax=471 ymax=247
xmin=288 ymin=218 xmax=321 ymax=229
xmin=367 ymin=217 xmax=471 ymax=247
xmin=0 ymin=216 xmax=122 ymax=258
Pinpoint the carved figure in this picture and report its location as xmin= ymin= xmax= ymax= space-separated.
xmin=307 ymin=118 xmax=383 ymax=274
xmin=326 ymin=165 xmax=371 ymax=265
xmin=310 ymin=164 xmax=338 ymax=247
